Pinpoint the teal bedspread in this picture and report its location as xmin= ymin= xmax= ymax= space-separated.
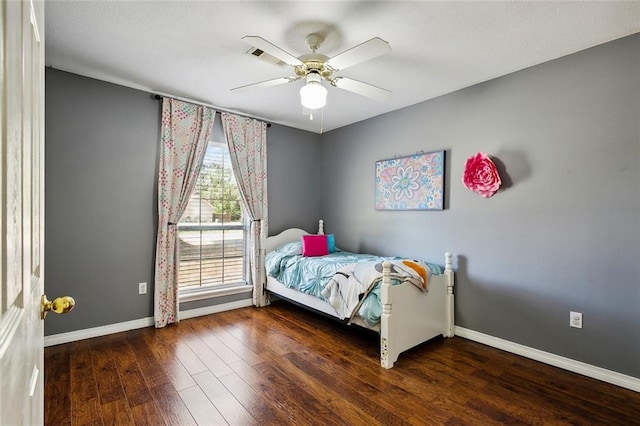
xmin=265 ymin=242 xmax=443 ymax=326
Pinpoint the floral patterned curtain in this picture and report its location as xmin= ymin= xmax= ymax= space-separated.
xmin=154 ymin=98 xmax=216 ymax=327
xmin=221 ymin=112 xmax=268 ymax=307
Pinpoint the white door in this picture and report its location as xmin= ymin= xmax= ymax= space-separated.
xmin=0 ymin=0 xmax=46 ymax=424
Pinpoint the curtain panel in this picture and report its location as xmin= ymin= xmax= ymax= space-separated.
xmin=154 ymin=98 xmax=216 ymax=328
xmin=221 ymin=112 xmax=268 ymax=307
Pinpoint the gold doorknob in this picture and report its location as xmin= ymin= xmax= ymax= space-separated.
xmin=41 ymin=294 xmax=75 ymax=320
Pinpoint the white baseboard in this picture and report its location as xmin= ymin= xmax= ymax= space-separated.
xmin=44 ymin=317 xmax=154 ymax=347
xmin=44 ymin=299 xmax=254 ymax=347
xmin=455 ymin=326 xmax=640 ymax=393
xmin=179 ymin=299 xmax=253 ymax=320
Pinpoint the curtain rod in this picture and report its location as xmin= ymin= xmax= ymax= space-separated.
xmin=44 ymin=66 xmax=272 ymax=127
xmin=153 ymin=94 xmax=271 ymax=128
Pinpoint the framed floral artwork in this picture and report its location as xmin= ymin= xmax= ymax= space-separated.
xmin=375 ymin=150 xmax=445 ymax=210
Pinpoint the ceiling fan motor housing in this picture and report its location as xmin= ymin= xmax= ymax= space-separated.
xmin=295 ymin=53 xmax=334 ymax=80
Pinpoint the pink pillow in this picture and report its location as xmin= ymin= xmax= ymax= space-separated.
xmin=301 ymin=235 xmax=329 ymax=257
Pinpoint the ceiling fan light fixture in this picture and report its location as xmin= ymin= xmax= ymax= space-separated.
xmin=300 ymin=73 xmax=327 ymax=109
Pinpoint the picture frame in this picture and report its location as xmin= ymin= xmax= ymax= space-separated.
xmin=375 ymin=150 xmax=445 ymax=211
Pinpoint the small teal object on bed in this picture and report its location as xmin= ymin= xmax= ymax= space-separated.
xmin=327 ymin=234 xmax=336 ymax=252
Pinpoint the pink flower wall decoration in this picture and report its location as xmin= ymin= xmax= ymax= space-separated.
xmin=462 ymin=152 xmax=502 ymax=198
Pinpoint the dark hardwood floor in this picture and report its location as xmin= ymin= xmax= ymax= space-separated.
xmin=45 ymin=302 xmax=640 ymax=425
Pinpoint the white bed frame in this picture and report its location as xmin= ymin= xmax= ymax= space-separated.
xmin=265 ymin=220 xmax=455 ymax=369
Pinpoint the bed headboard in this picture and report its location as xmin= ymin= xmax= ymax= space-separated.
xmin=265 ymin=220 xmax=324 ymax=253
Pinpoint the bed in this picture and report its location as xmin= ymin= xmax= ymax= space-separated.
xmin=265 ymin=220 xmax=454 ymax=368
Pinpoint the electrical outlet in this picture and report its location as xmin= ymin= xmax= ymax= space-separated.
xmin=138 ymin=282 xmax=147 ymax=295
xmin=570 ymin=311 xmax=582 ymax=329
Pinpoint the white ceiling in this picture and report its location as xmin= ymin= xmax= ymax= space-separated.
xmin=45 ymin=1 xmax=640 ymax=134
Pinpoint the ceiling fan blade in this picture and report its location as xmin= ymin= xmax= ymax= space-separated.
xmin=230 ymin=76 xmax=299 ymax=92
xmin=332 ymin=77 xmax=392 ymax=100
xmin=327 ymin=37 xmax=391 ymax=71
xmin=242 ymin=36 xmax=303 ymax=67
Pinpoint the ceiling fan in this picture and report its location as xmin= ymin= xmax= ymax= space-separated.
xmin=231 ymin=33 xmax=392 ymax=111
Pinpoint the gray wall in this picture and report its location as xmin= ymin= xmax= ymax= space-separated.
xmin=266 ymin=124 xmax=322 ymax=235
xmin=320 ymin=34 xmax=640 ymax=378
xmin=45 ymin=69 xmax=161 ymax=335
xmin=44 ymin=69 xmax=321 ymax=335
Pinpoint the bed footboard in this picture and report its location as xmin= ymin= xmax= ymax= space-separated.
xmin=380 ymin=252 xmax=454 ymax=369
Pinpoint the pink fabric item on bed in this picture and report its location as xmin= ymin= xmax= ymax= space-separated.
xmin=301 ymin=235 xmax=329 ymax=257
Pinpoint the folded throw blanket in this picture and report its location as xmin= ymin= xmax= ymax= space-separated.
xmin=321 ymin=259 xmax=431 ymax=321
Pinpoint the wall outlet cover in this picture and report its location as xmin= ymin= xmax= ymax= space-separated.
xmin=570 ymin=311 xmax=583 ymax=329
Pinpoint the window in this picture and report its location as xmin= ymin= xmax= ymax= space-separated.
xmin=177 ymin=141 xmax=248 ymax=296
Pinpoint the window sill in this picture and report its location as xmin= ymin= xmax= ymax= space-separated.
xmin=179 ymin=285 xmax=252 ymax=303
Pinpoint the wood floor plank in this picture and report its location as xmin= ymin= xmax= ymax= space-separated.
xmin=252 ymin=358 xmax=358 ymax=426
xmin=217 ymin=371 xmax=289 ymax=425
xmin=269 ymin=302 xmax=381 ymax=362
xmin=128 ymin=401 xmax=166 ymax=426
xmin=108 ymin=336 xmax=154 ymax=408
xmin=45 ymin=303 xmax=640 ymax=425
xmin=89 ymin=339 xmax=126 ymax=404
xmin=186 ymin=319 xmax=242 ymax=364
xmin=183 ymin=335 xmax=233 ymax=378
xmin=282 ymin=323 xmax=448 ymax=415
xmin=44 ymin=344 xmax=71 ymax=425
xmin=407 ymin=386 xmax=498 ymax=426
xmin=465 ymin=395 xmax=546 ymax=425
xmin=227 ymin=358 xmax=327 ymax=425
xmin=178 ymin=385 xmax=227 ymax=425
xmin=142 ymin=329 xmax=197 ymax=391
xmin=202 ymin=317 xmax=264 ymax=366
xmin=69 ymin=340 xmax=103 ymax=425
xmin=222 ymin=308 xmax=303 ymax=356
xmin=212 ymin=310 xmax=279 ymax=355
xmin=509 ymin=356 xmax=640 ymax=419
xmin=401 ymin=344 xmax=490 ymax=406
xmin=150 ymin=382 xmax=197 ymax=426
xmin=498 ymin=369 xmax=634 ymax=424
xmin=126 ymin=329 xmax=171 ymax=389
xmin=101 ymin=398 xmax=134 ymax=426
xmin=462 ymin=370 xmax=595 ymax=425
xmin=259 ymin=352 xmax=380 ymax=426
xmin=283 ymin=350 xmax=411 ymax=425
xmin=174 ymin=341 xmax=209 ymax=376
xmin=247 ymin=306 xmax=335 ymax=356
xmin=192 ymin=371 xmax=256 ymax=426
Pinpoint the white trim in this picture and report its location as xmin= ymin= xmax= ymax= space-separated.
xmin=179 ymin=299 xmax=253 ymax=320
xmin=179 ymin=284 xmax=252 ymax=303
xmin=44 ymin=300 xmax=253 ymax=347
xmin=455 ymin=326 xmax=640 ymax=393
xmin=44 ymin=317 xmax=154 ymax=347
